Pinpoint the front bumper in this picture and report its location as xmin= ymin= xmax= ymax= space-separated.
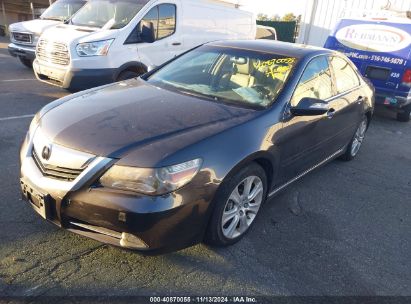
xmin=33 ymin=59 xmax=116 ymax=91
xmin=8 ymin=43 xmax=36 ymax=61
xmin=20 ymin=131 xmax=215 ymax=253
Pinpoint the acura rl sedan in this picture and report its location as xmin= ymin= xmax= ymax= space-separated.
xmin=20 ymin=40 xmax=374 ymax=253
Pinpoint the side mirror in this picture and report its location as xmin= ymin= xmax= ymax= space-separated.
xmin=140 ymin=21 xmax=156 ymax=43
xmin=290 ymin=97 xmax=330 ymax=116
xmin=147 ymin=65 xmax=157 ymax=72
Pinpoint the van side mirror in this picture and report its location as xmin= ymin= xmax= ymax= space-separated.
xmin=140 ymin=21 xmax=156 ymax=43
xmin=290 ymin=97 xmax=330 ymax=116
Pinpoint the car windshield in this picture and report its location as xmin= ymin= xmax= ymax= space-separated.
xmin=147 ymin=45 xmax=297 ymax=108
xmin=71 ymin=0 xmax=149 ymax=29
xmin=41 ymin=0 xmax=86 ymax=21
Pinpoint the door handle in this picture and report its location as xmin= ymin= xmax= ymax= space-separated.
xmin=327 ymin=108 xmax=336 ymax=119
xmin=172 ymin=42 xmax=181 ymax=46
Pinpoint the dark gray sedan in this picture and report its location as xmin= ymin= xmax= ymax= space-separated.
xmin=20 ymin=40 xmax=374 ymax=253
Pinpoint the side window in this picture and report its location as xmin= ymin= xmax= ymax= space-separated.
xmin=330 ymin=57 xmax=360 ymax=94
xmin=158 ymin=4 xmax=176 ymax=40
xmin=291 ymin=56 xmax=334 ymax=106
xmin=125 ymin=6 xmax=158 ymax=44
xmin=141 ymin=6 xmax=159 ymax=39
xmin=125 ymin=4 xmax=176 ymax=44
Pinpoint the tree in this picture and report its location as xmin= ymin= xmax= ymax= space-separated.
xmin=257 ymin=13 xmax=269 ymax=21
xmin=270 ymin=14 xmax=281 ymax=21
xmin=282 ymin=13 xmax=297 ymax=21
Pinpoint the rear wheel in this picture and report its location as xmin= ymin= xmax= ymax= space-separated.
xmin=205 ymin=163 xmax=267 ymax=247
xmin=19 ymin=57 xmax=33 ymax=68
xmin=116 ymin=70 xmax=141 ymax=82
xmin=397 ymin=104 xmax=411 ymax=122
xmin=340 ymin=116 xmax=368 ymax=161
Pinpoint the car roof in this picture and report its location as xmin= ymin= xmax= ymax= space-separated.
xmin=207 ymin=40 xmax=334 ymax=59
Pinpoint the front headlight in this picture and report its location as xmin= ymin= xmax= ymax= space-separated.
xmin=99 ymin=159 xmax=202 ymax=196
xmin=33 ymin=34 xmax=40 ymax=44
xmin=28 ymin=113 xmax=40 ymax=138
xmin=76 ymin=39 xmax=114 ymax=57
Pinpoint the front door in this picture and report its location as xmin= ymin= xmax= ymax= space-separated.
xmin=137 ymin=1 xmax=182 ymax=66
xmin=276 ymin=56 xmax=336 ymax=185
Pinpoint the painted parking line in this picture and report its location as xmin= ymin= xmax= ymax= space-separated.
xmin=0 ymin=114 xmax=35 ymax=121
xmin=0 ymin=79 xmax=36 ymax=82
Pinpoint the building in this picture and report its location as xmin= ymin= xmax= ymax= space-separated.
xmin=0 ymin=0 xmax=51 ymax=35
xmin=298 ymin=0 xmax=411 ymax=46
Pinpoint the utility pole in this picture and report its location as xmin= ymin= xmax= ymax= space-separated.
xmin=1 ymin=1 xmax=7 ymax=36
xmin=30 ymin=2 xmax=35 ymax=20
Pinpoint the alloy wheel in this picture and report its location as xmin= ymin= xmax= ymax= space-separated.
xmin=351 ymin=118 xmax=367 ymax=157
xmin=221 ymin=176 xmax=264 ymax=239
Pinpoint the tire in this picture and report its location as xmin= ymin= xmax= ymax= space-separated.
xmin=116 ymin=70 xmax=141 ymax=82
xmin=19 ymin=57 xmax=33 ymax=68
xmin=340 ymin=115 xmax=368 ymax=161
xmin=397 ymin=104 xmax=411 ymax=122
xmin=205 ymin=163 xmax=267 ymax=247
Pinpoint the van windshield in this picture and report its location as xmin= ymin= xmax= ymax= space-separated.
xmin=41 ymin=0 xmax=86 ymax=21
xmin=71 ymin=0 xmax=149 ymax=29
xmin=147 ymin=45 xmax=297 ymax=109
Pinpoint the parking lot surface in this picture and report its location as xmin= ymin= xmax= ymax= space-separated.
xmin=0 ymin=37 xmax=410 ymax=297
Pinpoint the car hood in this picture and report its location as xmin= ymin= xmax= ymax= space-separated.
xmin=38 ymin=79 xmax=259 ymax=160
xmin=40 ymin=24 xmax=114 ymax=44
xmin=9 ymin=19 xmax=60 ymax=36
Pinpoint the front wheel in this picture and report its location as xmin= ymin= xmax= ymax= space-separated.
xmin=205 ymin=163 xmax=267 ymax=247
xmin=116 ymin=70 xmax=141 ymax=82
xmin=397 ymin=104 xmax=411 ymax=122
xmin=19 ymin=57 xmax=33 ymax=68
xmin=340 ymin=116 xmax=368 ymax=161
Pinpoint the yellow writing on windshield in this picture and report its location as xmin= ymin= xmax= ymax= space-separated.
xmin=253 ymin=57 xmax=296 ymax=80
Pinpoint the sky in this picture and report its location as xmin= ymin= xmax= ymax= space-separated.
xmin=235 ymin=0 xmax=309 ymax=17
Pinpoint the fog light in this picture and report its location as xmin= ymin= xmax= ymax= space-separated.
xmin=120 ymin=233 xmax=148 ymax=249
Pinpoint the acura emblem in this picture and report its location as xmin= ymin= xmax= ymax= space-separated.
xmin=41 ymin=145 xmax=52 ymax=161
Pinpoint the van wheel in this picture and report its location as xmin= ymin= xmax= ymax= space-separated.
xmin=397 ymin=104 xmax=411 ymax=122
xmin=19 ymin=57 xmax=33 ymax=68
xmin=116 ymin=70 xmax=141 ymax=82
xmin=204 ymin=163 xmax=267 ymax=247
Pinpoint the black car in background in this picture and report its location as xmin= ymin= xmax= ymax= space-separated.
xmin=20 ymin=40 xmax=374 ymax=253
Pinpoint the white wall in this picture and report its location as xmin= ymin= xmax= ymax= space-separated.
xmin=298 ymin=0 xmax=411 ymax=46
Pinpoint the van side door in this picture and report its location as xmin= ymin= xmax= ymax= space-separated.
xmin=125 ymin=1 xmax=182 ymax=67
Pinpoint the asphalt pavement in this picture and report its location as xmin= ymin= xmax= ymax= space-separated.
xmin=0 ymin=37 xmax=410 ymax=298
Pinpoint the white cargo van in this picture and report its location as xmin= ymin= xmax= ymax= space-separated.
xmin=8 ymin=0 xmax=87 ymax=68
xmin=33 ymin=0 xmax=256 ymax=91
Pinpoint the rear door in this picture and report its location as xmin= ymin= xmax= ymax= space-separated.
xmin=319 ymin=56 xmax=364 ymax=153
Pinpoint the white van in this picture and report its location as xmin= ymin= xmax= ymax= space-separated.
xmin=33 ymin=0 xmax=256 ymax=91
xmin=8 ymin=0 xmax=87 ymax=68
xmin=256 ymin=25 xmax=277 ymax=41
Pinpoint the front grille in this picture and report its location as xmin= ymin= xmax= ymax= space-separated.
xmin=12 ymin=32 xmax=32 ymax=44
xmin=37 ymin=39 xmax=70 ymax=66
xmin=32 ymin=149 xmax=84 ymax=182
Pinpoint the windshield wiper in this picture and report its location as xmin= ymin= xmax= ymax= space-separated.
xmin=42 ymin=17 xmax=63 ymax=21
